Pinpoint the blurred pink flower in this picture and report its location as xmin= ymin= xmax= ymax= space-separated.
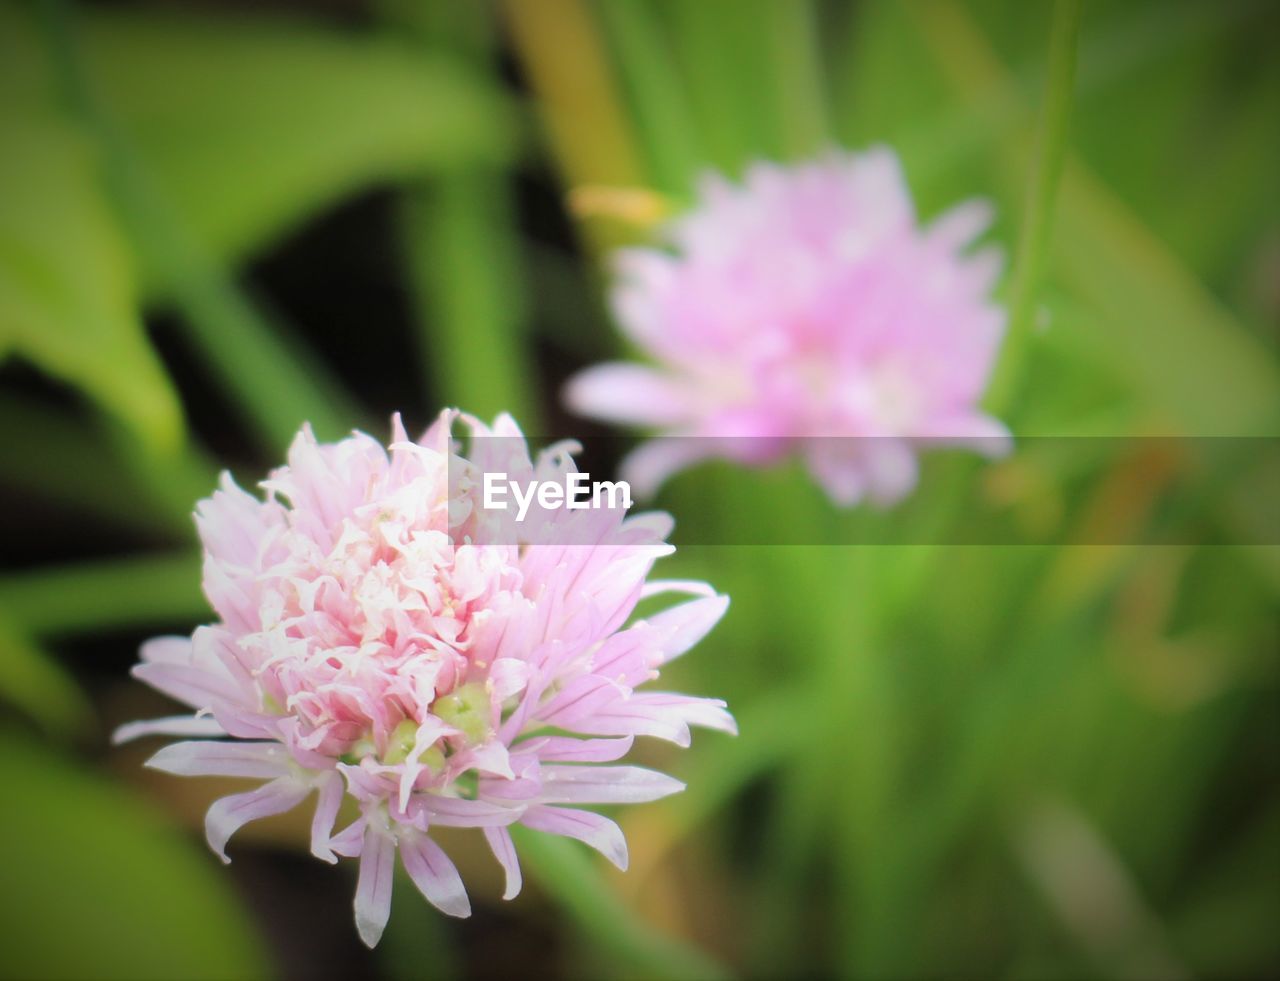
xmin=118 ymin=410 xmax=732 ymax=947
xmin=566 ymin=148 xmax=1010 ymax=506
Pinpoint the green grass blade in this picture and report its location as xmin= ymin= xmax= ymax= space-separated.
xmin=388 ymin=5 xmax=540 ymax=428
xmin=594 ymin=1 xmax=702 ymax=194
xmin=39 ymin=0 xmax=369 ymax=453
xmin=985 ymin=0 xmax=1082 ymax=416
xmin=513 ymin=827 xmax=732 ymax=980
xmin=0 ymin=615 xmax=93 ymax=735
xmin=916 ymin=1 xmax=1280 ymax=435
xmin=764 ymin=0 xmax=829 ymax=157
xmin=664 ymin=0 xmax=754 ymax=172
xmin=0 ymin=394 xmax=209 ymax=538
xmin=501 ymin=0 xmax=648 ymax=257
xmin=0 ymin=553 xmax=205 ymax=636
xmin=402 ymin=172 xmax=540 ymax=427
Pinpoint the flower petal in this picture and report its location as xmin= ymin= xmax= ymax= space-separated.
xmin=417 ymin=796 xmax=523 ymax=828
xmin=926 ymin=198 xmax=993 ymax=251
xmin=538 ymin=765 xmax=685 ymax=805
xmin=536 ymin=675 xmax=626 ymax=729
xmin=483 ymin=826 xmax=523 ymax=900
xmin=488 ymin=657 xmax=531 ymax=701
xmin=644 ymin=594 xmax=730 ymax=664
xmin=329 ymin=818 xmax=366 ymax=859
xmin=131 ymin=662 xmax=240 ymax=712
xmin=618 ymin=438 xmax=716 ymax=500
xmin=919 ymin=411 xmax=1012 ymax=456
xmin=400 ymin=832 xmax=471 ymax=918
xmin=112 ymin=714 xmax=226 ymax=745
xmin=564 ymin=364 xmax=696 ymax=427
xmin=139 ymin=636 xmax=194 ymax=664
xmin=310 ymin=771 xmax=345 ymax=864
xmin=520 ymin=805 xmax=628 ymax=870
xmin=146 ymin=741 xmax=291 ymax=780
xmin=205 ymin=777 xmax=310 ymax=863
xmin=638 ymin=579 xmax=716 ymax=600
xmin=354 ymin=824 xmax=396 ymax=947
xmin=626 ymin=691 xmax=738 ymax=737
xmin=523 ymin=735 xmax=635 ymax=763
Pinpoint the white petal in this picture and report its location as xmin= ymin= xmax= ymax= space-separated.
xmin=538 ymin=765 xmax=685 ymax=805
xmin=310 ymin=771 xmax=345 ymax=864
xmin=564 ymin=364 xmax=695 ymax=427
xmin=132 ymin=662 xmax=239 ymax=711
xmin=526 ymin=735 xmax=634 ymax=763
xmin=629 ymin=692 xmax=738 ymax=736
xmin=537 ymin=675 xmax=626 ymax=729
xmin=139 ymin=636 xmax=194 ymax=664
xmin=417 ymin=796 xmax=522 ymax=828
xmin=205 ymin=777 xmax=310 ymax=863
xmin=638 ymin=579 xmax=716 ymax=600
xmin=645 ymin=594 xmax=730 ymax=664
xmin=927 ymin=198 xmax=993 ymax=250
xmin=146 ymin=741 xmax=290 ymax=779
xmin=618 ymin=438 xmax=715 ymax=499
xmin=920 ymin=412 xmax=1012 ymax=456
xmin=484 ymin=827 xmax=523 ymax=900
xmin=400 ymin=833 xmax=471 ymax=918
xmin=112 ymin=715 xmax=226 ymax=745
xmin=864 ymin=439 xmax=920 ymax=506
xmin=465 ymin=740 xmax=514 ymax=780
xmin=488 ymin=658 xmax=531 ymax=701
xmin=329 ymin=818 xmax=366 ymax=859
xmin=354 ymin=825 xmax=396 ymax=947
xmin=563 ymin=704 xmax=691 ymax=747
xmin=397 ymin=718 xmax=450 ymax=812
xmin=520 ymin=805 xmax=628 ymax=870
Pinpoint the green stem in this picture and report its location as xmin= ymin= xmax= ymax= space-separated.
xmin=984 ymin=0 xmax=1082 ymax=416
xmin=512 ymin=827 xmax=732 ymax=980
xmin=827 ymin=548 xmax=905 ymax=976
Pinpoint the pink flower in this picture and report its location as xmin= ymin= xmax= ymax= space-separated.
xmin=117 ymin=410 xmax=732 ymax=947
xmin=565 ymin=148 xmax=1010 ymax=506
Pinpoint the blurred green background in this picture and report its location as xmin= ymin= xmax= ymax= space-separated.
xmin=1 ymin=0 xmax=1277 ymax=978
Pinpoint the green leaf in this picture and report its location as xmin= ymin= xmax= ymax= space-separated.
xmin=36 ymin=1 xmax=372 ymax=453
xmin=0 ymin=392 xmax=214 ymax=539
xmin=908 ymin=1 xmax=1280 ymax=435
xmin=404 ymin=172 xmax=541 ymax=426
xmin=80 ymin=8 xmax=517 ymax=290
xmin=392 ymin=6 xmax=541 ymax=429
xmin=500 ymin=0 xmax=649 ymax=255
xmin=0 ymin=553 xmax=206 ymax=638
xmin=595 ymin=1 xmax=702 ymax=193
xmin=0 ymin=732 xmax=270 ymax=980
xmin=985 ymin=0 xmax=1082 ymax=415
xmin=0 ymin=614 xmax=91 ymax=736
xmin=0 ymin=8 xmax=184 ymax=454
xmin=1054 ymin=162 xmax=1280 ymax=435
xmin=760 ymin=0 xmax=830 ymax=159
